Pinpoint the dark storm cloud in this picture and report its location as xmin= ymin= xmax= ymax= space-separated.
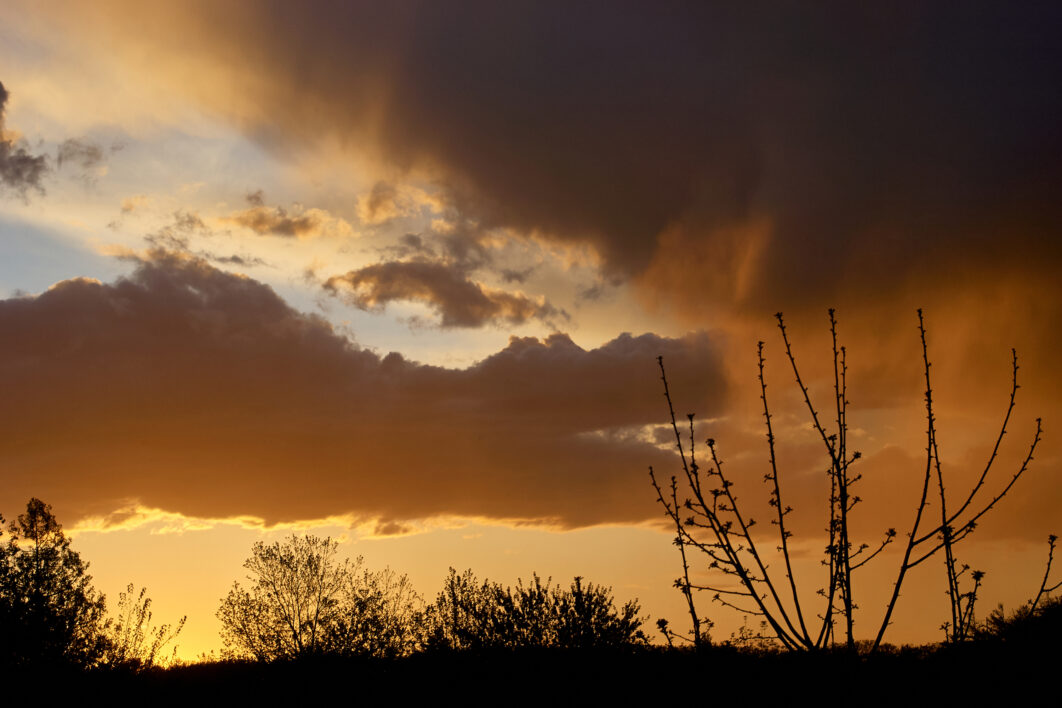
xmin=0 ymin=252 xmax=726 ymax=527
xmin=56 ymin=2 xmax=1062 ymax=311
xmin=0 ymin=80 xmax=49 ymax=196
xmin=324 ymin=260 xmax=566 ymax=328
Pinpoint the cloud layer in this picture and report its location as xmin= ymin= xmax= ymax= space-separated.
xmin=4 ymin=5 xmax=1059 ymax=544
xmin=0 ymin=252 xmax=725 ymax=527
xmin=36 ymin=2 xmax=1062 ymax=313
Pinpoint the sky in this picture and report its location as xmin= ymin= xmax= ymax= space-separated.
xmin=1 ymin=1 xmax=1060 ymax=660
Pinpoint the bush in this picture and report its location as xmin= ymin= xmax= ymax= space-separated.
xmin=424 ymin=568 xmax=647 ymax=650
xmin=977 ymin=597 xmax=1062 ymax=645
xmin=102 ymin=583 xmax=186 ymax=671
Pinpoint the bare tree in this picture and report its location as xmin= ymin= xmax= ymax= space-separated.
xmin=651 ymin=310 xmax=1041 ymax=651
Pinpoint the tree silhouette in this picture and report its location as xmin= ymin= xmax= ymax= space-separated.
xmin=324 ymin=565 xmax=421 ymax=659
xmin=0 ymin=498 xmax=108 ymax=667
xmin=217 ymin=534 xmax=421 ymax=661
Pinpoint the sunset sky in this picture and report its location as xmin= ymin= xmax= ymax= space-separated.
xmin=1 ymin=2 xmax=1060 ymax=660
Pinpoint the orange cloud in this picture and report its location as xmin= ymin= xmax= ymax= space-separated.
xmin=0 ymin=251 xmax=726 ymax=529
xmin=7 ymin=1 xmax=1059 ymax=553
xmin=324 ymin=260 xmax=566 ymax=328
xmin=221 ymin=203 xmax=353 ymax=239
xmin=356 ymin=182 xmax=445 ymax=226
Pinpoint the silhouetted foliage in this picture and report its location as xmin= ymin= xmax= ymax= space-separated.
xmin=652 ymin=310 xmax=1042 ymax=651
xmin=102 ymin=583 xmax=186 ymax=671
xmin=324 ymin=564 xmax=422 ymax=659
xmin=976 ymin=594 xmax=1062 ymax=647
xmin=972 ymin=535 xmax=1061 ymax=646
xmin=0 ymin=498 xmax=108 ymax=667
xmin=217 ymin=534 xmax=421 ymax=661
xmin=424 ymin=568 xmax=647 ymax=650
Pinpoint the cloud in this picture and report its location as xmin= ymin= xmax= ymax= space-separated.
xmin=372 ymin=520 xmax=414 ymax=537
xmin=208 ymin=253 xmax=269 ymax=268
xmin=143 ymin=209 xmax=209 ymax=251
xmin=0 ymin=252 xmax=726 ymax=528
xmin=7 ymin=5 xmax=1059 ymax=544
xmin=378 ymin=233 xmax=436 ymax=260
xmin=324 ymin=260 xmax=566 ymax=328
xmin=356 ymin=181 xmax=445 ymax=226
xmin=500 ymin=267 xmax=533 ymax=284
xmin=34 ymin=3 xmax=1062 ymax=320
xmin=56 ymin=138 xmax=105 ymax=180
xmin=372 ymin=218 xmax=503 ymax=277
xmin=145 ymin=230 xmax=189 ymax=252
xmin=141 ymin=211 xmax=268 ymax=269
xmin=173 ymin=210 xmax=207 ymax=233
xmin=120 ymin=194 xmax=150 ymax=213
xmin=0 ymin=80 xmax=49 ymax=196
xmin=222 ymin=200 xmax=354 ymax=239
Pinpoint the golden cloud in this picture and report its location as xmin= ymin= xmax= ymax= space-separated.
xmin=221 ymin=204 xmax=354 ymax=239
xmin=324 ymin=260 xmax=566 ymax=328
xmin=0 ymin=251 xmax=727 ymax=529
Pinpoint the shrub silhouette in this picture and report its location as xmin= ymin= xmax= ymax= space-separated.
xmin=102 ymin=583 xmax=186 ymax=671
xmin=977 ymin=595 xmax=1062 ymax=647
xmin=424 ymin=568 xmax=647 ymax=650
xmin=652 ymin=310 xmax=1042 ymax=650
xmin=975 ymin=534 xmax=1061 ymax=646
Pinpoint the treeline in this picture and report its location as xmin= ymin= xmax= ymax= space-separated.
xmin=0 ymin=498 xmax=647 ymax=671
xmin=3 ymin=496 xmax=1060 ymax=677
xmin=217 ymin=535 xmax=647 ymax=661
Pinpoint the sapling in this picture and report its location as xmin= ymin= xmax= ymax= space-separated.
xmin=651 ymin=310 xmax=1042 ymax=651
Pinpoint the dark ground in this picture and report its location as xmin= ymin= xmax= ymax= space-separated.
xmin=9 ymin=640 xmax=1054 ymax=705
